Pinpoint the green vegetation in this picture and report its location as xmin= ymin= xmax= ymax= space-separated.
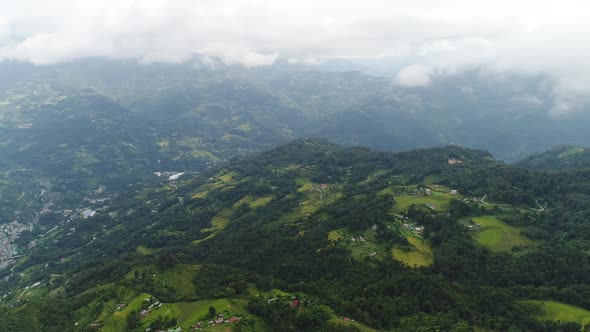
xmin=136 ymin=246 xmax=154 ymax=255
xmin=395 ymin=190 xmax=456 ymax=212
xmin=233 ymin=195 xmax=273 ymax=209
xmin=3 ymin=139 xmax=590 ymax=331
xmin=471 ymin=216 xmax=534 ymax=252
xmin=530 ymin=300 xmax=590 ymax=329
xmin=209 ymin=208 xmax=233 ymax=231
xmin=392 ymin=236 xmax=434 ymax=267
xmin=516 ymin=145 xmax=590 ymax=171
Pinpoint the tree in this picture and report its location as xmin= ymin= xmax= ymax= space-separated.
xmin=208 ymin=306 xmax=217 ymax=318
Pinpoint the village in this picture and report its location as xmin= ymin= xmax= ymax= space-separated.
xmin=103 ymin=296 xmax=245 ymax=332
xmin=0 ymin=221 xmax=32 ymax=269
xmin=189 ymin=314 xmax=242 ymax=330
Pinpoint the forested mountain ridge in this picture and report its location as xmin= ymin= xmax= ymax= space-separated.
xmin=2 ymin=59 xmax=590 ymax=249
xmin=515 ymin=145 xmax=590 ymax=172
xmin=1 ymin=139 xmax=590 ymax=331
xmin=3 ymin=59 xmax=590 ymax=162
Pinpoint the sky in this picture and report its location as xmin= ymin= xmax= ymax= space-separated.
xmin=0 ymin=0 xmax=589 ymax=113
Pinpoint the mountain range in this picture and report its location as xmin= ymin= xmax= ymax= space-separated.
xmin=2 ymin=60 xmax=590 ymax=331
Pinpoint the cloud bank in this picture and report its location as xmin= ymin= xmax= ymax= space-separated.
xmin=0 ymin=0 xmax=589 ymax=112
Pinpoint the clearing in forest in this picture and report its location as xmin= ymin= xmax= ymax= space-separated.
xmin=394 ymin=191 xmax=455 ymax=212
xmin=472 ymin=216 xmax=533 ymax=252
xmin=233 ymin=195 xmax=273 ymax=209
xmin=392 ymin=236 xmax=433 ymax=267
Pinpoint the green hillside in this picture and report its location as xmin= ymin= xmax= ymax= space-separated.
xmin=529 ymin=300 xmax=590 ymax=330
xmin=516 ymin=145 xmax=590 ymax=172
xmin=1 ymin=139 xmax=590 ymax=331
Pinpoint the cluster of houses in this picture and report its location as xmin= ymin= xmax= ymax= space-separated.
xmin=350 ymin=236 xmax=366 ymax=243
xmin=268 ymin=296 xmax=307 ymax=309
xmin=191 ymin=315 xmax=242 ymax=330
xmin=424 ymin=203 xmax=436 ymax=210
xmin=467 ymin=223 xmax=481 ymax=231
xmin=412 ymin=187 xmax=432 ymax=197
xmin=153 ymin=172 xmax=186 ymax=182
xmin=403 ymin=223 xmax=424 ymax=235
xmin=145 ymin=327 xmax=181 ymax=332
xmin=0 ymin=221 xmax=32 ymax=268
xmin=81 ymin=209 xmax=96 ymax=219
xmin=413 ymin=186 xmax=458 ymax=199
xmin=448 ymin=158 xmax=463 ymax=165
xmin=19 ymin=281 xmax=43 ymax=293
xmin=140 ymin=299 xmax=163 ymax=317
xmin=88 ymin=322 xmax=101 ymax=330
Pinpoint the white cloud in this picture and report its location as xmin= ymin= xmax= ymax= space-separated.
xmin=0 ymin=0 xmax=589 ymax=112
xmin=395 ymin=65 xmax=432 ymax=87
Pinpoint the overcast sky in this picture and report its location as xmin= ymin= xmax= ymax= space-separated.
xmin=0 ymin=0 xmax=589 ymax=113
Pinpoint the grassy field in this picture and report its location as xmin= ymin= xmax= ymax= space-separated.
xmin=250 ymin=196 xmax=273 ymax=208
xmin=392 ymin=236 xmax=434 ymax=267
xmin=350 ymin=239 xmax=384 ymax=260
xmin=328 ymin=318 xmax=379 ymax=332
xmin=395 ymin=191 xmax=455 ymax=212
xmin=143 ymin=302 xmax=181 ymax=325
xmin=210 ymin=208 xmax=233 ymax=230
xmin=326 ymin=226 xmax=389 ymax=260
xmin=136 ymin=245 xmax=154 ymax=255
xmin=328 ymin=228 xmax=346 ymax=242
xmin=151 ymin=264 xmax=200 ymax=299
xmin=472 ymin=216 xmax=533 ymax=252
xmin=191 ymin=191 xmax=208 ymax=199
xmin=192 ymin=170 xmax=240 ymax=196
xmin=233 ymin=194 xmax=273 ymax=209
xmin=190 ymin=149 xmax=220 ymax=161
xmin=275 ymin=190 xmax=342 ymax=227
xmin=218 ymin=171 xmax=237 ymax=183
xmin=529 ymin=300 xmax=590 ymax=329
xmin=92 ymin=290 xmax=252 ymax=332
xmin=138 ymin=298 xmax=250 ymax=331
xmin=176 ymin=298 xmax=247 ymax=329
xmin=102 ymin=292 xmax=152 ymax=332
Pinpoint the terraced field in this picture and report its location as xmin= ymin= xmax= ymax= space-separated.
xmin=392 ymin=236 xmax=433 ymax=267
xmin=529 ymin=300 xmax=590 ymax=329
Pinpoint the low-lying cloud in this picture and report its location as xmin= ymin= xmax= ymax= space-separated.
xmin=0 ymin=0 xmax=589 ymax=113
xmin=395 ymin=65 xmax=432 ymax=87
